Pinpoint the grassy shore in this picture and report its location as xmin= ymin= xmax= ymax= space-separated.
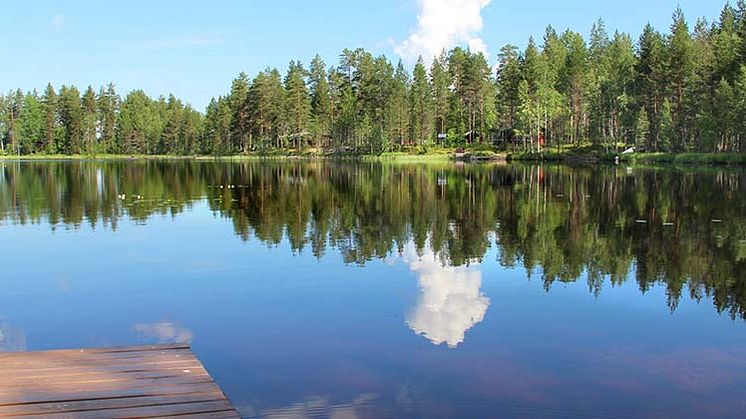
xmin=615 ymin=152 xmax=746 ymax=165
xmin=0 ymin=145 xmax=496 ymax=162
xmin=506 ymin=144 xmax=746 ymax=166
xmin=508 ymin=151 xmax=746 ymax=166
xmin=2 ymin=147 xmax=745 ymax=166
xmin=0 ymin=152 xmax=449 ymax=161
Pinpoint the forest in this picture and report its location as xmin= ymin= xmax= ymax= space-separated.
xmin=1 ymin=4 xmax=745 ymax=156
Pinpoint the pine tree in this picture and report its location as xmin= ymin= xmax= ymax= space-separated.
xmin=607 ymin=32 xmax=637 ymax=146
xmin=636 ymin=24 xmax=666 ymax=150
xmin=389 ymin=60 xmax=410 ymax=147
xmin=180 ymin=105 xmax=202 ymax=155
xmin=635 ymin=108 xmax=650 ymax=148
xmin=309 ymin=55 xmax=332 ymax=147
xmin=430 ymin=51 xmax=450 ymax=143
xmin=97 ymin=84 xmax=119 ymax=153
xmin=267 ymin=68 xmax=286 ymax=148
xmin=284 ymin=61 xmax=311 ymax=149
xmin=588 ymin=19 xmax=610 ymax=145
xmin=560 ymin=30 xmax=588 ymax=145
xmin=41 ymin=84 xmax=58 ymax=153
xmin=58 ymin=85 xmax=83 ymax=154
xmin=229 ymin=72 xmax=250 ymax=153
xmin=519 ymin=38 xmax=541 ymax=148
xmin=659 ymin=99 xmax=675 ymax=151
xmin=18 ymin=92 xmax=44 ymax=153
xmin=409 ymin=56 xmax=432 ymax=146
xmin=118 ymin=90 xmax=153 ymax=154
xmin=667 ymin=7 xmax=695 ymax=150
xmin=82 ymin=86 xmax=97 ymax=154
xmin=160 ymin=95 xmax=184 ymax=154
xmin=496 ymin=45 xmax=522 ymax=129
xmin=541 ymin=26 xmax=567 ymax=144
xmin=248 ymin=71 xmax=270 ymax=146
xmin=733 ymin=65 xmax=746 ymax=151
xmin=2 ymin=90 xmax=25 ymax=154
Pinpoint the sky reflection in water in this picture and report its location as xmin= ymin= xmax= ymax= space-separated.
xmin=1 ymin=160 xmax=745 ymax=418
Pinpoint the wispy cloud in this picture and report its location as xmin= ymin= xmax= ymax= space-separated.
xmin=256 ymin=394 xmax=377 ymax=419
xmin=134 ymin=321 xmax=194 ymax=344
xmin=124 ymin=34 xmax=227 ymax=53
xmin=0 ymin=320 xmax=27 ymax=352
xmin=51 ymin=14 xmax=65 ymax=29
xmin=396 ymin=0 xmax=492 ymax=62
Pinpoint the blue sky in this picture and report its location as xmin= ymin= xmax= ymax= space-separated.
xmin=3 ymin=1 xmax=724 ymax=110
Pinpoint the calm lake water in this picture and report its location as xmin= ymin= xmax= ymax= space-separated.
xmin=1 ymin=160 xmax=745 ymax=418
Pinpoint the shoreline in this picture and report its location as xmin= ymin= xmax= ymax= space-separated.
xmin=1 ymin=150 xmax=745 ymax=166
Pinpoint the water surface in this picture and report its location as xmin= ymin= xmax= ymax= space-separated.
xmin=1 ymin=160 xmax=745 ymax=418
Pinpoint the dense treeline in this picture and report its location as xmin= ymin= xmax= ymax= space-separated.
xmin=2 ymin=160 xmax=746 ymax=318
xmin=1 ymin=4 xmax=745 ymax=155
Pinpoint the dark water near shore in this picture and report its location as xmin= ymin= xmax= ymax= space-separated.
xmin=1 ymin=160 xmax=746 ymax=418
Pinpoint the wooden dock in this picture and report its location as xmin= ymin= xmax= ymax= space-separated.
xmin=0 ymin=344 xmax=241 ymax=418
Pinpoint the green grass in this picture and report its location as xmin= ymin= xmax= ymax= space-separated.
xmin=0 ymin=146 xmax=494 ymax=162
xmin=364 ymin=152 xmax=452 ymax=161
xmin=617 ymin=152 xmax=746 ymax=165
xmin=505 ymin=144 xmax=746 ymax=166
xmin=5 ymin=148 xmax=744 ymax=166
xmin=506 ymin=142 xmax=613 ymax=162
xmin=0 ymin=153 xmax=192 ymax=160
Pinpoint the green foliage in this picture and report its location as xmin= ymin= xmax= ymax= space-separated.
xmin=284 ymin=60 xmax=311 ymax=150
xmin=17 ymin=93 xmax=44 ymax=153
xmin=58 ymin=85 xmax=83 ymax=154
xmin=409 ymin=56 xmax=432 ymax=146
xmin=229 ymin=72 xmax=250 ymax=153
xmin=309 ymin=54 xmax=332 ymax=148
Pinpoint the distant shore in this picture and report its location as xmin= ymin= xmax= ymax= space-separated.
xmin=507 ymin=150 xmax=746 ymax=165
xmin=2 ymin=148 xmax=745 ymax=166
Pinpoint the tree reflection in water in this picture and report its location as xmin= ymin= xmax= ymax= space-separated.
xmin=2 ymin=160 xmax=745 ymax=320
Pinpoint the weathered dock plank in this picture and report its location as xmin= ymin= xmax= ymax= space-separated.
xmin=0 ymin=344 xmax=240 ymax=418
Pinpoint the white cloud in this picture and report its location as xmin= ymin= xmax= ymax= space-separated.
xmin=134 ymin=321 xmax=194 ymax=344
xmin=468 ymin=38 xmax=489 ymax=56
xmin=396 ymin=0 xmax=493 ymax=62
xmin=51 ymin=14 xmax=65 ymax=29
xmin=403 ymin=247 xmax=489 ymax=348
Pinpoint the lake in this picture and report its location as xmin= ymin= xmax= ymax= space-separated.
xmin=1 ymin=160 xmax=745 ymax=418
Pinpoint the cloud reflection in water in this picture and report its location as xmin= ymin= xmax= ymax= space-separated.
xmin=403 ymin=247 xmax=489 ymax=348
xmin=245 ymin=394 xmax=376 ymax=419
xmin=133 ymin=321 xmax=194 ymax=344
xmin=0 ymin=320 xmax=27 ymax=352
